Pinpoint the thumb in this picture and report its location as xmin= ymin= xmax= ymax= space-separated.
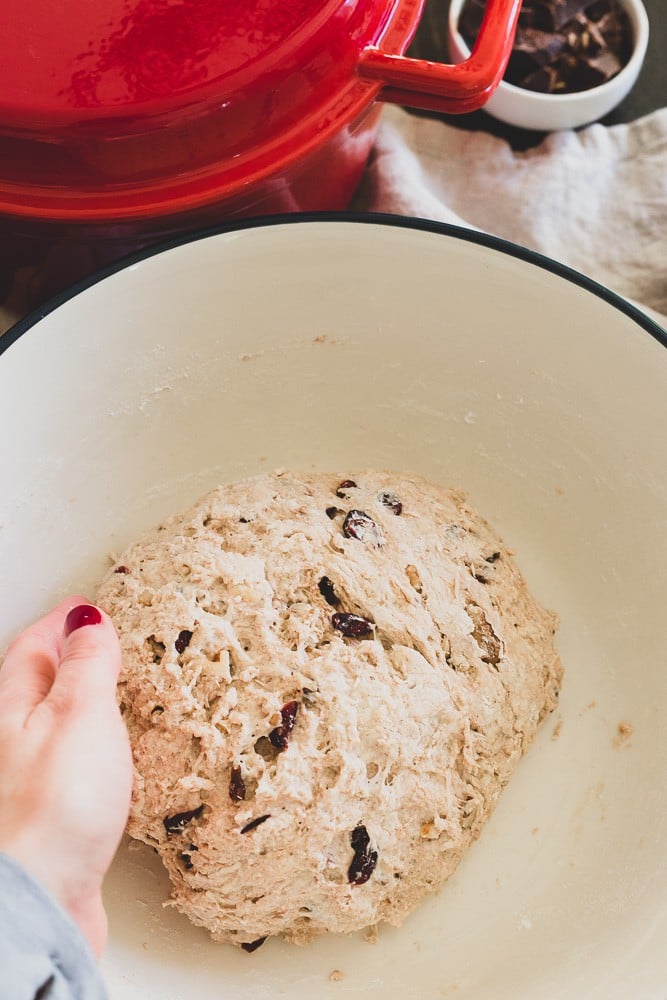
xmin=48 ymin=603 xmax=123 ymax=714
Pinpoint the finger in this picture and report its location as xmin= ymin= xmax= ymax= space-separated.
xmin=46 ymin=603 xmax=122 ymax=717
xmin=0 ymin=595 xmax=89 ymax=723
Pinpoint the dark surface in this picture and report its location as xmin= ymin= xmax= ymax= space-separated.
xmin=409 ymin=0 xmax=665 ymax=149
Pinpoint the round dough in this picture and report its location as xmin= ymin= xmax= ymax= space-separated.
xmin=97 ymin=471 xmax=562 ymax=949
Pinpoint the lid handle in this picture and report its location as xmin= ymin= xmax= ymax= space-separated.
xmin=358 ymin=0 xmax=521 ymax=114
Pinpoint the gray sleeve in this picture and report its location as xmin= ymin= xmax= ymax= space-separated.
xmin=0 ymin=853 xmax=108 ymax=1000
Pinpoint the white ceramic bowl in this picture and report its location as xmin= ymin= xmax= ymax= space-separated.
xmin=448 ymin=0 xmax=649 ymax=131
xmin=1 ymin=217 xmax=666 ymax=999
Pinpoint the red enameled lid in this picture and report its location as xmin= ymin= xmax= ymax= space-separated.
xmin=0 ymin=0 xmax=415 ymax=218
xmin=6 ymin=0 xmax=384 ymax=124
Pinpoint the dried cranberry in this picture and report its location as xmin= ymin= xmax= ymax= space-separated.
xmin=175 ymin=629 xmax=193 ymax=654
xmin=163 ymin=804 xmax=204 ymax=835
xmin=325 ymin=506 xmax=341 ymax=519
xmin=114 ymin=565 xmax=129 ymax=574
xmin=283 ymin=700 xmax=299 ymax=725
xmin=269 ymin=700 xmax=299 ymax=750
xmin=335 ymin=479 xmax=357 ymax=498
xmin=268 ymin=728 xmax=288 ymax=752
xmin=241 ymin=937 xmax=267 ymax=953
xmin=348 ymin=825 xmax=378 ymax=886
xmin=229 ymin=765 xmax=247 ymax=803
xmin=332 ymin=612 xmax=374 ymax=638
xmin=378 ymin=491 xmax=402 ymax=515
xmin=342 ymin=510 xmax=383 ymax=546
xmin=241 ymin=814 xmax=271 ymax=834
xmin=318 ymin=576 xmax=340 ymax=607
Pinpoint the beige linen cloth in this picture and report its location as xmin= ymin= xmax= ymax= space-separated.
xmin=356 ymin=105 xmax=667 ymax=328
xmin=1 ymin=104 xmax=666 ymax=334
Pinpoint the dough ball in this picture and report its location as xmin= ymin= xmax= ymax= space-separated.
xmin=97 ymin=471 xmax=562 ymax=948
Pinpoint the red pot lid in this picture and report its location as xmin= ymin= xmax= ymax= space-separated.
xmin=0 ymin=0 xmax=520 ymax=221
xmin=0 ymin=0 xmax=415 ymax=219
xmin=7 ymin=0 xmax=390 ymax=126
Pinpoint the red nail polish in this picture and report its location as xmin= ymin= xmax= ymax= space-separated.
xmin=64 ymin=604 xmax=102 ymax=637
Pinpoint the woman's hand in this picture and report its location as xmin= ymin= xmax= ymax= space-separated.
xmin=0 ymin=597 xmax=132 ymax=958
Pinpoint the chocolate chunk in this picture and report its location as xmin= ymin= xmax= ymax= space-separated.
xmin=348 ymin=825 xmax=378 ymax=886
xmin=532 ymin=0 xmax=591 ymax=31
xmin=174 ymin=629 xmax=193 ymax=654
xmin=163 ymin=804 xmax=204 ymax=835
xmin=241 ymin=814 xmax=271 ymax=834
xmin=507 ymin=27 xmax=568 ymax=79
xmin=318 ymin=576 xmax=340 ymax=607
xmin=241 ymin=936 xmax=267 ymax=953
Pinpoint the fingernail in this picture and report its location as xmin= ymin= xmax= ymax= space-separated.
xmin=64 ymin=604 xmax=103 ymax=637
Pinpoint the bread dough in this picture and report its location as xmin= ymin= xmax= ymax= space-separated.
xmin=97 ymin=471 xmax=563 ymax=948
